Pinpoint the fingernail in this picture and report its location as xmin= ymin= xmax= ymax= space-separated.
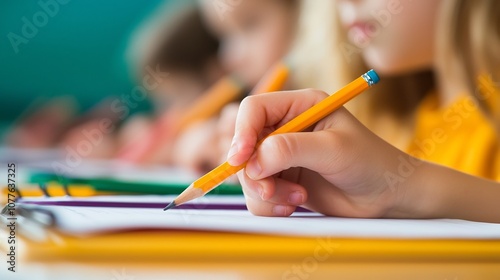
xmin=246 ymin=155 xmax=262 ymax=179
xmin=273 ymin=205 xmax=288 ymax=216
xmin=288 ymin=192 xmax=304 ymax=205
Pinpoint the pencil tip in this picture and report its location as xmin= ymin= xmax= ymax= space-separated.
xmin=163 ymin=201 xmax=176 ymax=211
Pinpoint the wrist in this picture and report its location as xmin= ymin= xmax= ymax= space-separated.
xmin=384 ymin=157 xmax=442 ymax=219
xmin=381 ymin=153 xmax=500 ymax=222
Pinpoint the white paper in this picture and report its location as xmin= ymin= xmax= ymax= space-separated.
xmin=15 ymin=195 xmax=500 ymax=239
xmin=17 ymin=195 xmax=244 ymax=205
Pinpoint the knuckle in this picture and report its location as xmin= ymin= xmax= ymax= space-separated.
xmin=240 ymin=95 xmax=259 ymax=110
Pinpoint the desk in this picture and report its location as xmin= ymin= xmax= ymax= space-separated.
xmin=2 ymin=230 xmax=500 ymax=280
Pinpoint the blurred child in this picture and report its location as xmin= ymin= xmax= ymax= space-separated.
xmin=170 ymin=0 xmax=299 ymax=172
xmin=199 ymin=0 xmax=298 ymax=87
xmin=287 ymin=0 xmax=500 ymax=180
xmin=118 ymin=3 xmax=225 ymax=164
xmin=5 ymin=96 xmax=122 ymax=159
xmin=5 ymin=2 xmax=227 ymax=164
xmin=131 ymin=3 xmax=223 ymax=112
xmin=226 ymin=0 xmax=500 ymax=222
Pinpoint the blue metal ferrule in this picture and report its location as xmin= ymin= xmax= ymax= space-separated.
xmin=362 ymin=69 xmax=380 ymax=86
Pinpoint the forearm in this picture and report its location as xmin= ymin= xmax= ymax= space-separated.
xmin=398 ymin=161 xmax=500 ymax=223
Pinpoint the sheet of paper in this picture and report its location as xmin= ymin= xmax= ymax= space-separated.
xmin=16 ymin=195 xmax=249 ymax=210
xmin=14 ymin=196 xmax=500 ymax=239
xmin=18 ymin=195 xmax=244 ymax=204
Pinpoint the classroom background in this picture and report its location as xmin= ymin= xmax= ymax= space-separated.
xmin=0 ymin=0 xmax=177 ymax=140
xmin=1 ymin=1 xmax=500 ymax=279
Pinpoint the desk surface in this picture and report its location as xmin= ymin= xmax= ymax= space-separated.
xmin=17 ymin=230 xmax=500 ymax=262
xmin=2 ymin=230 xmax=500 ymax=280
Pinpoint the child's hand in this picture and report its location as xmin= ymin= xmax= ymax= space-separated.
xmin=227 ymin=89 xmax=421 ymax=218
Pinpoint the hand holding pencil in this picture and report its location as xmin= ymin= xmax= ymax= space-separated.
xmin=164 ymin=70 xmax=382 ymax=212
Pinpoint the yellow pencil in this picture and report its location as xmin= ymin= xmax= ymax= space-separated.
xmin=119 ymin=75 xmax=244 ymax=163
xmin=250 ymin=61 xmax=290 ymax=95
xmin=164 ymin=70 xmax=380 ymax=210
xmin=120 ymin=62 xmax=290 ymax=163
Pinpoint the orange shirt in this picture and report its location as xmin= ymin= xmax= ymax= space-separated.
xmin=406 ymin=93 xmax=500 ymax=181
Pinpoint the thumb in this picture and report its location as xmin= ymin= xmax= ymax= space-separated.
xmin=245 ymin=130 xmax=348 ymax=180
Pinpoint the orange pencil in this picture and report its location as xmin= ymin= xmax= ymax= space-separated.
xmin=120 ymin=62 xmax=291 ymax=163
xmin=175 ymin=60 xmax=291 ymax=131
xmin=250 ymin=60 xmax=290 ymax=95
xmin=172 ymin=76 xmax=244 ymax=133
xmin=119 ymin=76 xmax=244 ymax=163
xmin=164 ymin=69 xmax=380 ymax=210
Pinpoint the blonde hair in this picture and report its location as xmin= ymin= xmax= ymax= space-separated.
xmin=290 ymin=0 xmax=499 ymax=145
xmin=437 ymin=0 xmax=500 ymax=127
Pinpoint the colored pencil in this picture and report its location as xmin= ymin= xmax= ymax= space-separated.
xmin=120 ymin=61 xmax=290 ymax=163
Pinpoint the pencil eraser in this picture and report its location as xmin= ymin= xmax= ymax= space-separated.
xmin=366 ymin=69 xmax=380 ymax=85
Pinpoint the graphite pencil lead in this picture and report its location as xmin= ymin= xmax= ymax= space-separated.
xmin=163 ymin=201 xmax=176 ymax=211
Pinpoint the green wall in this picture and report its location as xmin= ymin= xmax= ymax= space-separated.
xmin=0 ymin=0 xmax=176 ymax=128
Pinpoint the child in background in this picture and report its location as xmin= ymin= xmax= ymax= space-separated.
xmin=119 ymin=3 xmax=224 ymax=164
xmin=6 ymin=3 xmax=224 ymax=163
xmin=170 ymin=0 xmax=299 ymax=172
xmin=5 ymin=96 xmax=122 ymax=159
xmin=129 ymin=4 xmax=222 ymax=113
xmin=287 ymin=0 xmax=500 ymax=180
xmin=226 ymin=0 xmax=500 ymax=222
xmin=199 ymin=0 xmax=298 ymax=88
